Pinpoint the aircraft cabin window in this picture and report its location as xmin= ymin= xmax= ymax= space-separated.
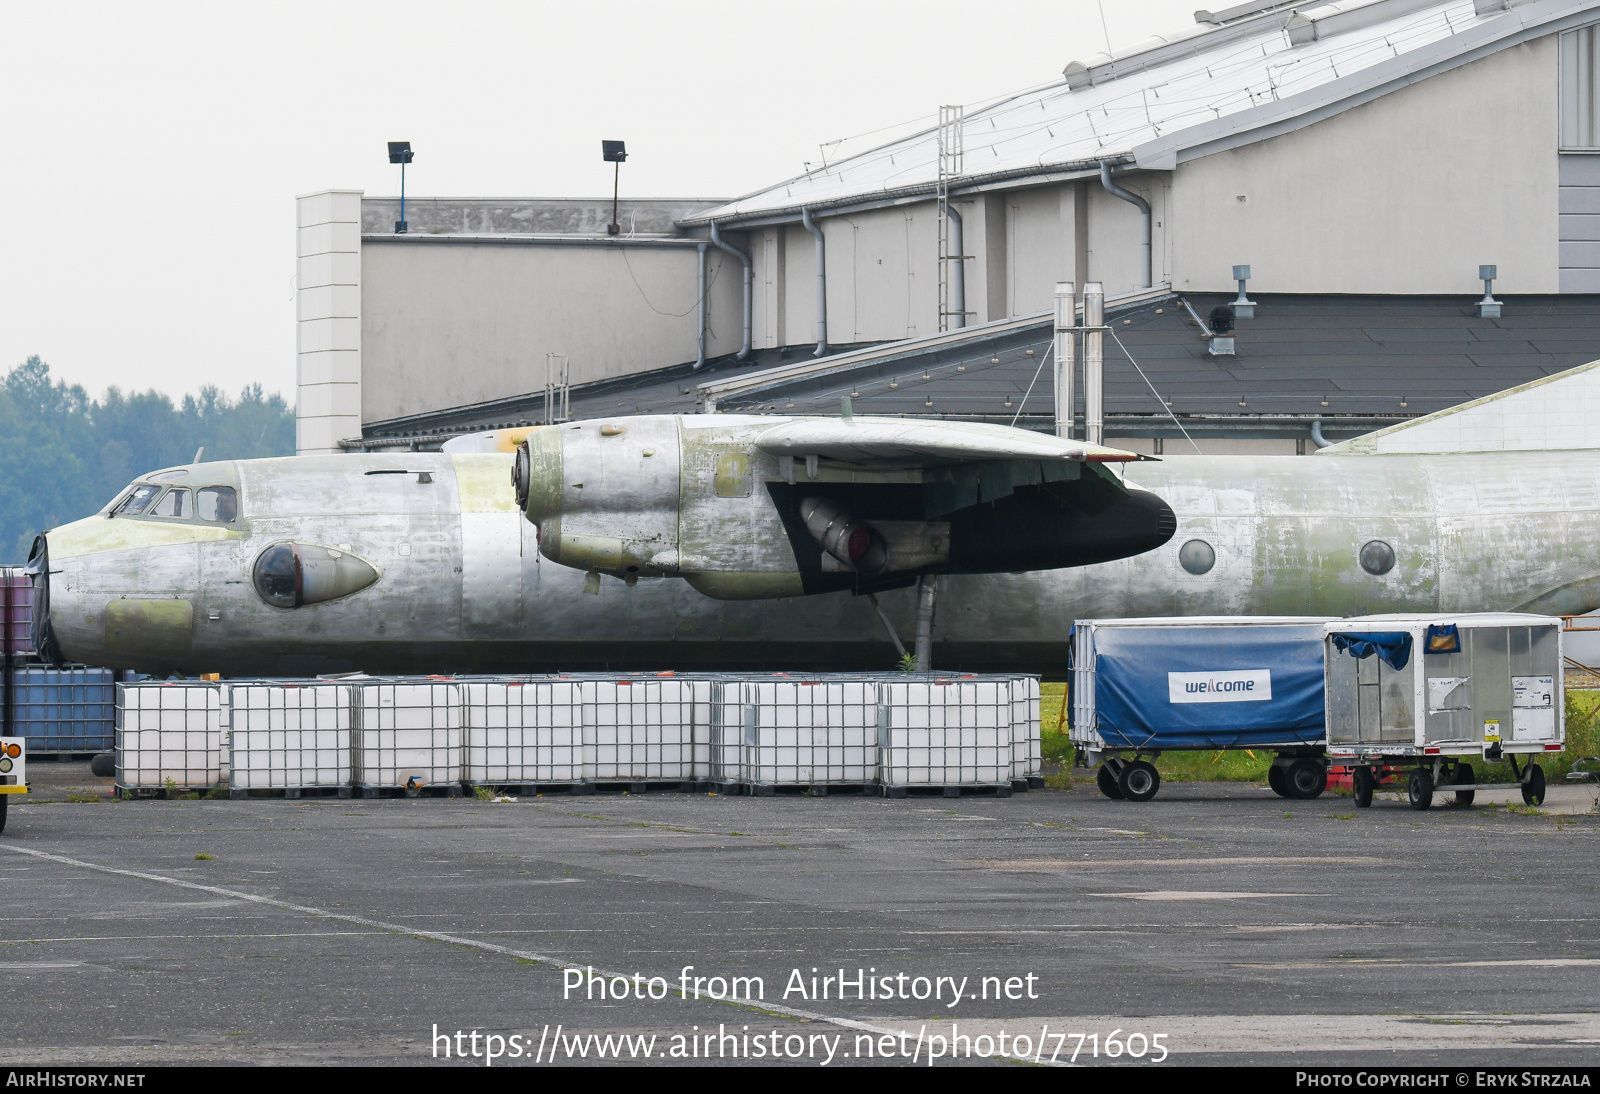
xmin=198 ymin=486 xmax=237 ymax=523
xmin=150 ymin=488 xmax=190 ymax=518
xmin=1178 ymin=539 xmax=1215 ymax=576
xmin=112 ymin=484 xmax=161 ymax=517
xmin=1360 ymin=540 xmax=1395 ymax=576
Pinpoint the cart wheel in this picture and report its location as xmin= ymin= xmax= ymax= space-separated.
xmin=1288 ymin=759 xmax=1327 ymax=800
xmin=1521 ymin=763 xmax=1546 ymax=807
xmin=1267 ymin=764 xmax=1290 ymax=798
xmin=1407 ymin=768 xmax=1434 ymax=811
xmin=1117 ymin=760 xmax=1161 ymax=803
xmin=1452 ymin=763 xmax=1476 ymax=808
xmin=1096 ymin=765 xmax=1124 ymax=800
xmin=1352 ymin=767 xmax=1374 ymax=809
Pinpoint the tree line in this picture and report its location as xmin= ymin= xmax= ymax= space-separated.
xmin=0 ymin=356 xmax=296 ymax=562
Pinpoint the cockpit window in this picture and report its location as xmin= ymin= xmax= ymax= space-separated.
xmin=198 ymin=486 xmax=237 ymax=523
xmin=253 ymin=543 xmax=299 ymax=608
xmin=150 ymin=488 xmax=190 ymax=518
xmin=112 ymin=485 xmax=161 ymax=516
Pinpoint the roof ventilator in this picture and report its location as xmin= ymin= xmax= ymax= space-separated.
xmin=1477 ymin=265 xmax=1501 ymax=319
xmin=1231 ymin=265 xmax=1256 ymax=319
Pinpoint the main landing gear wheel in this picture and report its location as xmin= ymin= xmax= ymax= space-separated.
xmin=1287 ymin=759 xmax=1328 ymax=800
xmin=1352 ymin=767 xmax=1374 ymax=809
xmin=1521 ymin=763 xmax=1546 ymax=807
xmin=1407 ymin=768 xmax=1434 ymax=811
xmin=1096 ymin=765 xmax=1124 ymax=800
xmin=1267 ymin=764 xmax=1290 ymax=798
xmin=1117 ymin=760 xmax=1161 ymax=803
xmin=1452 ymin=763 xmax=1476 ymax=808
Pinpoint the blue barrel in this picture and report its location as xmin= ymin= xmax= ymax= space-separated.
xmin=12 ymin=666 xmax=116 ymax=753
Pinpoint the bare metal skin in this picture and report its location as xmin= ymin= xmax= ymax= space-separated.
xmin=28 ymin=418 xmax=1600 ymax=677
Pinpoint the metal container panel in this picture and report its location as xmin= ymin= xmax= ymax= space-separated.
xmin=461 ymin=679 xmax=584 ymax=784
xmin=732 ymin=679 xmax=879 ymax=787
xmin=117 ymin=682 xmax=223 ymax=789
xmin=230 ymin=684 xmax=352 ymax=789
xmin=1009 ymin=677 xmax=1041 ymax=780
xmin=355 ymin=682 xmax=463 ymax=789
xmin=12 ymin=667 xmax=116 ymax=753
xmin=583 ymin=679 xmax=699 ymax=782
xmin=1 ymin=566 xmax=32 ymax=657
xmin=879 ymin=679 xmax=1013 ymax=787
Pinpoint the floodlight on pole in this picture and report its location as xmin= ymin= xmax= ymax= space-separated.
xmin=387 ymin=142 xmax=413 ymax=234
xmin=602 ymin=140 xmax=626 ymax=236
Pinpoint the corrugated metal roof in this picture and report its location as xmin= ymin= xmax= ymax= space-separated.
xmin=686 ymin=0 xmax=1599 ymax=226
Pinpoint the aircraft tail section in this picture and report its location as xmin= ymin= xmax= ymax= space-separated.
xmin=1317 ymin=359 xmax=1600 ymax=455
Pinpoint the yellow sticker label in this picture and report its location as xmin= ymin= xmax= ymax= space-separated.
xmin=1484 ymin=719 xmax=1501 ymax=742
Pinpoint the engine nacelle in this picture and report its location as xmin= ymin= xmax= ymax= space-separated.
xmin=513 ymin=414 xmax=1176 ymax=600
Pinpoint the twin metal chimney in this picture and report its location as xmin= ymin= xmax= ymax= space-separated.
xmin=1052 ymin=281 xmax=1106 ymax=443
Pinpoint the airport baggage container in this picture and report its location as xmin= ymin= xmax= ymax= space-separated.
xmin=1070 ymin=617 xmax=1330 ymax=802
xmin=1325 ymin=614 xmax=1564 ymax=810
xmin=229 ymin=683 xmax=352 ymax=793
xmin=583 ymin=678 xmax=703 ymax=784
xmin=354 ymin=681 xmax=463 ymax=795
xmin=116 ymin=682 xmax=224 ymax=792
xmin=10 ymin=666 xmax=115 ymax=754
xmin=878 ymin=677 xmax=1014 ymax=796
xmin=461 ymin=678 xmax=585 ymax=787
xmin=718 ymin=678 xmax=879 ymax=792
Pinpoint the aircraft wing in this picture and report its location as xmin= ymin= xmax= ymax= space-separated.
xmin=752 ymin=417 xmax=1143 ymax=464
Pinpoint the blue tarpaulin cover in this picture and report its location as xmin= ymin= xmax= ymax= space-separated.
xmin=1424 ymin=624 xmax=1460 ymax=654
xmin=1330 ymin=631 xmax=1413 ymax=671
xmin=1080 ymin=624 xmax=1327 ymax=749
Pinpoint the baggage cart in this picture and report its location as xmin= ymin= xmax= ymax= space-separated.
xmin=1324 ymin=614 xmax=1564 ymax=810
xmin=1070 ymin=617 xmax=1330 ymax=802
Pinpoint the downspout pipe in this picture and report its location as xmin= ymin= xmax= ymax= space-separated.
xmin=945 ymin=201 xmax=966 ymax=329
xmin=1310 ymin=419 xmax=1333 ymax=449
xmin=801 ymin=207 xmax=828 ymax=357
xmin=1099 ymin=161 xmax=1152 ymax=290
xmin=694 ymin=243 xmax=707 ymax=369
xmin=709 ymin=219 xmax=753 ymax=361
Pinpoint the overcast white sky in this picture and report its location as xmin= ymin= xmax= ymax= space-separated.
xmin=3 ymin=0 xmax=1198 ymax=403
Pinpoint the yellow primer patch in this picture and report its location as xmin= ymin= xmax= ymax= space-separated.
xmin=49 ymin=516 xmax=236 ymax=559
xmin=451 ymin=453 xmax=518 ymax=513
xmin=105 ymin=599 xmax=194 ymax=658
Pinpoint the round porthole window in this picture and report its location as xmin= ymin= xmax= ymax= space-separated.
xmin=1360 ymin=539 xmax=1395 ymax=576
xmin=1178 ymin=539 xmax=1215 ymax=575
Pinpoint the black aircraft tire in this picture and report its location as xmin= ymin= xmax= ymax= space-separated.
xmin=1353 ymin=767 xmax=1374 ymax=809
xmin=1288 ymin=759 xmax=1327 ymax=800
xmin=1267 ymin=764 xmax=1289 ymax=798
xmin=0 ymin=795 xmax=8 ymax=835
xmin=90 ymin=753 xmax=116 ymax=779
xmin=1117 ymin=760 xmax=1161 ymax=803
xmin=1522 ymin=763 xmax=1546 ymax=807
xmin=1408 ymin=768 xmax=1434 ymax=811
xmin=1453 ymin=763 xmax=1476 ymax=808
xmin=1097 ymin=765 xmax=1124 ymax=800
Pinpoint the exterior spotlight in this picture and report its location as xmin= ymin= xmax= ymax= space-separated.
xmin=387 ymin=142 xmax=413 ymax=234
xmin=602 ymin=140 xmax=627 ymax=236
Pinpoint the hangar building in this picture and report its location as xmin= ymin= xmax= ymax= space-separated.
xmin=298 ymin=0 xmax=1600 ymax=455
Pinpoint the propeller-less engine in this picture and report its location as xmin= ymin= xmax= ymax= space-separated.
xmin=512 ymin=413 xmax=1177 ymax=599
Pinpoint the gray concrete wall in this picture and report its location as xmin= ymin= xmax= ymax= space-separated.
xmin=1170 ymin=35 xmax=1560 ymax=295
xmin=359 ymin=240 xmax=740 ymax=424
xmin=361 ymin=197 xmax=723 ymax=237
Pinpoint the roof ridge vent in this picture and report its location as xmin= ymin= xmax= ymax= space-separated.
xmin=1194 ymin=0 xmax=1309 ymax=26
xmin=1286 ymin=0 xmax=1442 ymax=48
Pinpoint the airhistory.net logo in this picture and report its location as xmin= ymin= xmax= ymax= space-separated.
xmin=1167 ymin=670 xmax=1272 ymax=704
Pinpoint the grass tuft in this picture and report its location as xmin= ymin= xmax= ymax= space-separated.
xmin=194 ymin=852 xmax=214 ymax=861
